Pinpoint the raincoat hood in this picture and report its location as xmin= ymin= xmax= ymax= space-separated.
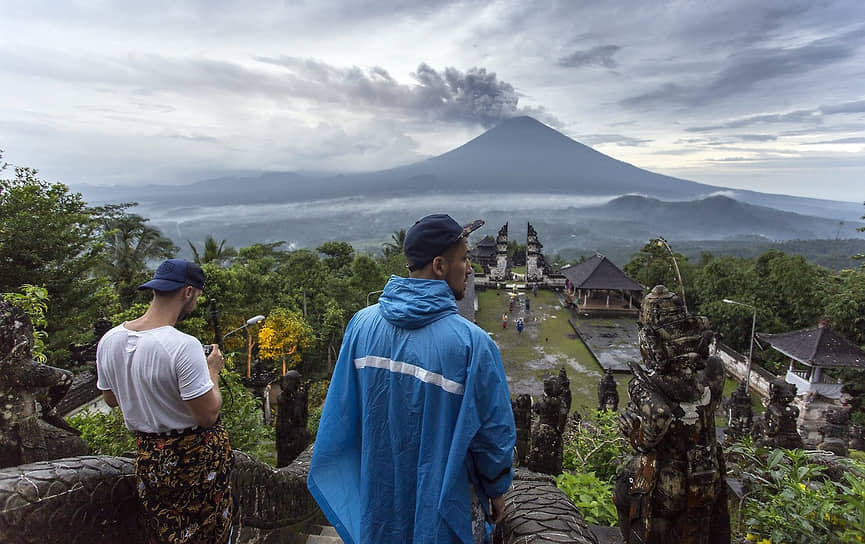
xmin=378 ymin=275 xmax=457 ymax=329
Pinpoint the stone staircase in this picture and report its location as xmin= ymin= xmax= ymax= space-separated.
xmin=305 ymin=525 xmax=343 ymax=543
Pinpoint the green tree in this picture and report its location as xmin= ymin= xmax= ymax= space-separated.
xmin=1 ymin=284 xmax=50 ymax=361
xmin=754 ymin=249 xmax=826 ymax=330
xmin=382 ymin=229 xmax=406 ymax=258
xmin=188 ymin=235 xmax=237 ymax=266
xmin=0 ymin=153 xmax=104 ymax=363
xmin=95 ymin=204 xmax=177 ymax=305
xmin=624 ymin=239 xmax=695 ymax=304
xmin=317 ymin=241 xmax=354 ymax=275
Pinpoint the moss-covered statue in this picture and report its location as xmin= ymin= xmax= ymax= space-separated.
xmin=614 ymin=285 xmax=730 ymax=544
xmin=0 ymin=299 xmax=89 ymax=468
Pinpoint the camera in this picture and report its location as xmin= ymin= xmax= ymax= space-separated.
xmin=203 ymin=344 xmax=213 ymax=356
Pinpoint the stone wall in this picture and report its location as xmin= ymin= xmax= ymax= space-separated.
xmin=711 ymin=341 xmax=774 ymax=400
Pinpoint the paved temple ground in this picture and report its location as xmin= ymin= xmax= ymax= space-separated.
xmin=475 ymin=288 xmax=629 ymax=415
xmin=569 ymin=314 xmax=640 ymax=372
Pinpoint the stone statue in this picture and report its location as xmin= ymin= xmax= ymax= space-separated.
xmin=558 ymin=367 xmax=572 ymax=419
xmin=753 ymin=379 xmax=803 ymax=450
xmin=527 ymin=376 xmax=563 ymax=475
xmin=0 ymin=300 xmax=89 ymax=468
xmin=850 ymin=423 xmax=865 ymax=452
xmin=69 ymin=317 xmax=113 ymax=366
xmin=818 ymin=407 xmax=849 ymax=456
xmin=511 ymin=394 xmax=532 ymax=467
xmin=725 ymin=382 xmax=753 ymax=443
xmin=276 ymin=370 xmax=309 ymax=467
xmin=614 ymin=285 xmax=730 ymax=544
xmin=597 ymin=369 xmax=619 ymax=412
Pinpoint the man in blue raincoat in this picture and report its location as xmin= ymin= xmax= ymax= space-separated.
xmin=308 ymin=214 xmax=516 ymax=544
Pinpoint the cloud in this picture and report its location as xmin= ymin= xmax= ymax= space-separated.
xmin=581 ymin=134 xmax=652 ymax=146
xmin=804 ymin=136 xmax=865 ymax=145
xmin=253 ymin=57 xmax=558 ymax=128
xmin=735 ymin=134 xmax=778 ymax=142
xmin=621 ymin=27 xmax=864 ymax=109
xmin=686 ymin=109 xmax=818 ymax=132
xmin=557 ymin=45 xmax=621 ymax=69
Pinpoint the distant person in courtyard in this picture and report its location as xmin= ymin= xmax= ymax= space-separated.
xmin=308 ymin=214 xmax=516 ymax=543
xmin=502 ymin=312 xmax=509 ymax=328
xmin=97 ymin=259 xmax=235 ymax=544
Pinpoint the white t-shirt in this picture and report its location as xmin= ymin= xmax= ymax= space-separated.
xmin=96 ymin=323 xmax=214 ymax=433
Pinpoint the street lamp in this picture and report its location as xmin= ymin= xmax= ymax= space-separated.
xmin=366 ymin=289 xmax=384 ymax=306
xmin=223 ymin=315 xmax=265 ymax=340
xmin=722 ymin=298 xmax=756 ymax=391
xmin=224 ymin=315 xmax=265 ymax=378
xmin=653 ymin=237 xmax=688 ymax=313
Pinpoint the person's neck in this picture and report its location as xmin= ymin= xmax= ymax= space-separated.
xmin=126 ymin=302 xmax=181 ymax=331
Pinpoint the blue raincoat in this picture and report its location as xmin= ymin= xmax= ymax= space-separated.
xmin=308 ymin=275 xmax=515 ymax=543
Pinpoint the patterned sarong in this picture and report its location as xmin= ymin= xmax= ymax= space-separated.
xmin=135 ymin=422 xmax=235 ymax=544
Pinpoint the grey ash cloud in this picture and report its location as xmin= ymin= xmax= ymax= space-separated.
xmin=557 ymin=45 xmax=621 ymax=69
xmin=253 ymin=57 xmax=556 ymax=128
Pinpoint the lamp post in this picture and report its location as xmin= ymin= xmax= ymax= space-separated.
xmin=722 ymin=298 xmax=756 ymax=391
xmin=224 ymin=315 xmax=265 ymax=378
xmin=653 ymin=237 xmax=687 ymax=313
xmin=366 ymin=289 xmax=384 ymax=306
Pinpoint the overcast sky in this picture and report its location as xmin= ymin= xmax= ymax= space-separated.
xmin=1 ymin=1 xmax=864 ymax=202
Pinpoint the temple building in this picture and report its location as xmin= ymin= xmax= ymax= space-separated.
xmin=560 ymin=254 xmax=642 ymax=314
xmin=470 ymin=235 xmax=498 ymax=273
xmin=757 ymin=322 xmax=865 ymax=447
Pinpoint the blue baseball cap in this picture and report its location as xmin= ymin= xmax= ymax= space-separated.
xmin=138 ymin=259 xmax=206 ymax=292
xmin=404 ymin=214 xmax=484 ymax=271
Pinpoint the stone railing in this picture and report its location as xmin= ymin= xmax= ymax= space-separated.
xmin=495 ymin=468 xmax=599 ymax=544
xmin=1 ymin=450 xmax=599 ymax=543
xmin=0 ymin=447 xmax=320 ymax=544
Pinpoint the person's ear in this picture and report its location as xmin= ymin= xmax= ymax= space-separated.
xmin=431 ymin=255 xmax=448 ymax=279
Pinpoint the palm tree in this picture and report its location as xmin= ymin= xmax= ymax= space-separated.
xmin=382 ymin=229 xmax=406 ymax=258
xmin=188 ymin=235 xmax=237 ymax=265
xmin=96 ymin=212 xmax=178 ymax=304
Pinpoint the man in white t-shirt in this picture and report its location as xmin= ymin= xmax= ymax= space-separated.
xmin=96 ymin=258 xmax=235 ymax=543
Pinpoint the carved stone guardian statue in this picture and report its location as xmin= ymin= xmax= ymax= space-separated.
xmin=753 ymin=379 xmax=803 ymax=450
xmin=818 ymin=407 xmax=849 ymax=456
xmin=597 ymin=369 xmax=619 ymax=412
xmin=511 ymin=394 xmax=532 ymax=467
xmin=558 ymin=367 xmax=571 ymax=427
xmin=527 ymin=376 xmax=564 ymax=475
xmin=850 ymin=423 xmax=865 ymax=452
xmin=69 ymin=316 xmax=112 ymax=366
xmin=725 ymin=382 xmax=753 ymax=443
xmin=276 ymin=370 xmax=310 ymax=467
xmin=0 ymin=300 xmax=89 ymax=468
xmin=613 ymin=285 xmax=730 ymax=544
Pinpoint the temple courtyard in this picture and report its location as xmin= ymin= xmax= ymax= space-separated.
xmin=475 ymin=287 xmax=630 ymax=414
